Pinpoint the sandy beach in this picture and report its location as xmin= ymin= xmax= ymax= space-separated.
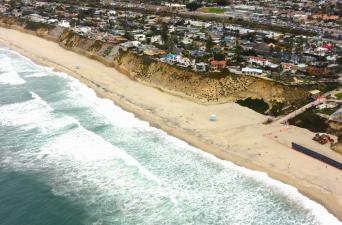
xmin=0 ymin=27 xmax=341 ymax=220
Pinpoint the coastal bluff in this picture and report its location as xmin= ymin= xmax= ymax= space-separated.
xmin=0 ymin=16 xmax=309 ymax=106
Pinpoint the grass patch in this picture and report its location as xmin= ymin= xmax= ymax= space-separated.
xmin=200 ymin=7 xmax=225 ymax=14
xmin=335 ymin=92 xmax=342 ymax=99
xmin=236 ymin=98 xmax=269 ymax=114
xmin=313 ymin=106 xmax=339 ymax=116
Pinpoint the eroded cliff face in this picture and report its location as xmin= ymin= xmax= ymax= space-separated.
xmin=0 ymin=17 xmax=310 ymax=105
xmin=113 ymin=51 xmax=308 ymax=104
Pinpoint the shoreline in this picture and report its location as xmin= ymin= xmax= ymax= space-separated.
xmin=0 ymin=27 xmax=342 ymax=221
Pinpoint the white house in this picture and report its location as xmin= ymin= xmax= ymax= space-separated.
xmin=193 ymin=63 xmax=208 ymax=72
xmin=316 ymin=102 xmax=338 ymax=110
xmin=134 ymin=34 xmax=146 ymax=42
xmin=58 ymin=20 xmax=70 ymax=28
xmin=182 ymin=37 xmax=193 ymax=45
xmin=120 ymin=41 xmax=141 ymax=51
xmin=150 ymin=35 xmax=164 ymax=45
xmin=242 ymin=67 xmax=263 ymax=75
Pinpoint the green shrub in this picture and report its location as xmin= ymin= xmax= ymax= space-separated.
xmin=236 ymin=98 xmax=269 ymax=114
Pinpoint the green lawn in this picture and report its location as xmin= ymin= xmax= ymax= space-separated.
xmin=200 ymin=7 xmax=225 ymax=14
xmin=335 ymin=92 xmax=342 ymax=99
xmin=208 ymin=7 xmax=224 ymax=13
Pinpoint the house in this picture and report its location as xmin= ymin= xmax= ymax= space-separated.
xmin=281 ymin=63 xmax=297 ymax=74
xmin=210 ymin=60 xmax=226 ymax=72
xmin=160 ymin=54 xmax=178 ymax=64
xmin=242 ymin=67 xmax=263 ymax=75
xmin=181 ymin=37 xmax=193 ymax=45
xmin=178 ymin=57 xmax=194 ymax=68
xmin=106 ymin=35 xmax=127 ymax=44
xmin=309 ymin=90 xmax=321 ymax=97
xmin=78 ymin=26 xmax=91 ymax=34
xmin=134 ymin=34 xmax=146 ymax=42
xmin=248 ymin=56 xmax=268 ymax=66
xmin=189 ymin=50 xmax=205 ymax=58
xmin=296 ymin=64 xmax=308 ymax=72
xmin=193 ymin=63 xmax=208 ymax=72
xmin=248 ymin=56 xmax=279 ymax=69
xmin=120 ymin=41 xmax=141 ymax=51
xmin=28 ymin=13 xmax=45 ymax=23
xmin=58 ymin=20 xmax=70 ymax=28
xmin=150 ymin=35 xmax=163 ymax=45
xmin=316 ymin=102 xmax=338 ymax=110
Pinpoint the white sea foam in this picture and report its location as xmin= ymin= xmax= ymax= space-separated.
xmin=24 ymin=70 xmax=52 ymax=78
xmin=0 ymin=48 xmax=54 ymax=77
xmin=60 ymin=78 xmax=151 ymax=129
xmin=161 ymin=132 xmax=342 ymax=225
xmin=0 ymin=56 xmax=26 ymax=85
xmin=40 ymin=125 xmax=162 ymax=183
xmin=0 ymin=92 xmax=77 ymax=132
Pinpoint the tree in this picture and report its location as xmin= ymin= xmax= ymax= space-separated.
xmin=206 ymin=35 xmax=214 ymax=51
xmin=124 ymin=32 xmax=133 ymax=41
xmin=161 ymin=23 xmax=169 ymax=44
xmin=230 ymin=45 xmax=243 ymax=63
xmin=214 ymin=0 xmax=230 ymax=6
xmin=214 ymin=53 xmax=225 ymax=61
xmin=186 ymin=2 xmax=202 ymax=11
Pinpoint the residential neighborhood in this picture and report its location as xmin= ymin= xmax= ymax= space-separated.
xmin=0 ymin=0 xmax=341 ymax=86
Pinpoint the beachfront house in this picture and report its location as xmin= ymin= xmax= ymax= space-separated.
xmin=134 ymin=34 xmax=146 ymax=42
xmin=120 ymin=41 xmax=141 ymax=51
xmin=181 ymin=37 xmax=193 ymax=45
xmin=160 ymin=54 xmax=178 ymax=65
xmin=150 ymin=35 xmax=164 ymax=45
xmin=193 ymin=62 xmax=209 ymax=72
xmin=248 ymin=56 xmax=279 ymax=69
xmin=210 ymin=60 xmax=226 ymax=72
xmin=58 ymin=20 xmax=70 ymax=28
xmin=242 ymin=67 xmax=263 ymax=75
xmin=178 ymin=57 xmax=194 ymax=68
xmin=281 ymin=63 xmax=298 ymax=74
xmin=316 ymin=102 xmax=338 ymax=110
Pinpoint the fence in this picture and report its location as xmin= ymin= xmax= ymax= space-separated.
xmin=292 ymin=143 xmax=342 ymax=170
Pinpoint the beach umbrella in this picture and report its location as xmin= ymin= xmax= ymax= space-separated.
xmin=209 ymin=114 xmax=217 ymax=121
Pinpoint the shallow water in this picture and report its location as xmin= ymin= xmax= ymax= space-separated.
xmin=0 ymin=48 xmax=340 ymax=225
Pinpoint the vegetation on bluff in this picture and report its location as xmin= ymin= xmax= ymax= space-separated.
xmin=0 ymin=18 xmax=314 ymax=111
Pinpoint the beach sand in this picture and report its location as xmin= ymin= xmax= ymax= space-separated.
xmin=0 ymin=27 xmax=341 ymax=220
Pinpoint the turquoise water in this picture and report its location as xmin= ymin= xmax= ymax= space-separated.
xmin=0 ymin=48 xmax=340 ymax=225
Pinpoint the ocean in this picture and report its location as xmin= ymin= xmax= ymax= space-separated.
xmin=0 ymin=48 xmax=340 ymax=225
